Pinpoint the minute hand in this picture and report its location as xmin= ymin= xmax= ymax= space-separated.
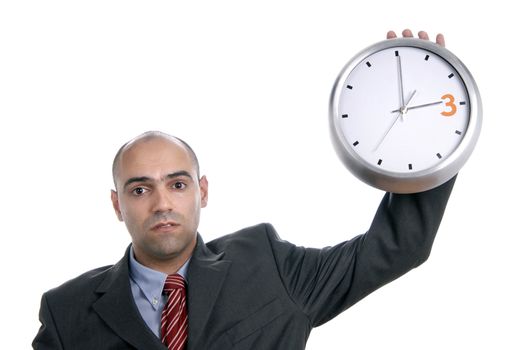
xmin=391 ymin=100 xmax=443 ymax=113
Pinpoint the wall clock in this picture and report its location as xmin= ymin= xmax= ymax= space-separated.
xmin=329 ymin=38 xmax=482 ymax=193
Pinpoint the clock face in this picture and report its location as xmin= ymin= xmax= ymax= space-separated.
xmin=330 ymin=39 xmax=482 ymax=193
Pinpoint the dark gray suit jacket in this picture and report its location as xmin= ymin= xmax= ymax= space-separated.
xmin=33 ymin=177 xmax=455 ymax=349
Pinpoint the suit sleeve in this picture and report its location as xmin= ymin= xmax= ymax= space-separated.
xmin=32 ymin=293 xmax=65 ymax=350
xmin=267 ymin=176 xmax=456 ymax=327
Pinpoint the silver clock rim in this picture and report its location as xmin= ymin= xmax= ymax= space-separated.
xmin=329 ymin=38 xmax=482 ymax=193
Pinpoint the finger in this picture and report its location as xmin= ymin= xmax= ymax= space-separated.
xmin=387 ymin=31 xmax=397 ymax=39
xmin=436 ymin=33 xmax=446 ymax=47
xmin=418 ymin=31 xmax=430 ymax=41
xmin=402 ymin=29 xmax=414 ymax=38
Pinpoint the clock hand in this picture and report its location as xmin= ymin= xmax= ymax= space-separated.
xmin=397 ymin=54 xmax=406 ymax=121
xmin=390 ymin=100 xmax=443 ymax=113
xmin=374 ymin=90 xmax=417 ymax=152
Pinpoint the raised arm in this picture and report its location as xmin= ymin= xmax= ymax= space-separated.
xmin=268 ymin=176 xmax=456 ymax=326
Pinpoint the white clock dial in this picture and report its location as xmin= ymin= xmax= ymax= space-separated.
xmin=330 ymin=39 xmax=482 ymax=193
xmin=338 ymin=46 xmax=469 ymax=173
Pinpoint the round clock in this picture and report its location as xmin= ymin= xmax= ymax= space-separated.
xmin=329 ymin=38 xmax=482 ymax=193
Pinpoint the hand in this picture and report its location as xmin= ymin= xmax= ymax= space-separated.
xmin=374 ymin=90 xmax=417 ymax=152
xmin=385 ymin=29 xmax=446 ymax=118
xmin=391 ymin=100 xmax=443 ymax=114
xmin=388 ymin=29 xmax=444 ymax=121
xmin=396 ymin=45 xmax=406 ymax=120
xmin=386 ymin=29 xmax=446 ymax=47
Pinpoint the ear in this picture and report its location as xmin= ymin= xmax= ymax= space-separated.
xmin=199 ymin=175 xmax=209 ymax=208
xmin=111 ymin=190 xmax=124 ymax=221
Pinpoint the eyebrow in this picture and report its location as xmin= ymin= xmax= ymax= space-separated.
xmin=123 ymin=170 xmax=194 ymax=190
xmin=166 ymin=170 xmax=193 ymax=181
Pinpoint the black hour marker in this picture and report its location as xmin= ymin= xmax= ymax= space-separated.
xmin=437 ymin=153 xmax=442 ymax=159
xmin=448 ymin=73 xmax=455 ymax=79
xmin=460 ymin=101 xmax=466 ymax=105
xmin=425 ymin=55 xmax=430 ymax=61
xmin=378 ymin=159 xmax=383 ymax=165
xmin=395 ymin=50 xmax=399 ymax=57
xmin=346 ymin=85 xmax=353 ymax=90
xmin=366 ymin=61 xmax=372 ymax=67
xmin=353 ymin=141 xmax=359 ymax=146
xmin=408 ymin=164 xmax=413 ymax=170
xmin=342 ymin=114 xmax=348 ymax=118
xmin=455 ymin=130 xmax=462 ymax=135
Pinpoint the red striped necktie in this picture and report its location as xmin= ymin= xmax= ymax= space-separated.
xmin=161 ymin=274 xmax=188 ymax=350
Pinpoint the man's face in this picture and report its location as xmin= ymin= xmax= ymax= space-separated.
xmin=111 ymin=137 xmax=208 ymax=267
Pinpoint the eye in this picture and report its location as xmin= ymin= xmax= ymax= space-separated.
xmin=131 ymin=187 xmax=148 ymax=196
xmin=172 ymin=182 xmax=186 ymax=190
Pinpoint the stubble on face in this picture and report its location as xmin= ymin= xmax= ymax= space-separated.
xmin=111 ymin=135 xmax=207 ymax=273
xmin=132 ymin=210 xmax=196 ymax=262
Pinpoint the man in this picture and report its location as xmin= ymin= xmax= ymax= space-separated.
xmin=33 ymin=30 xmax=455 ymax=349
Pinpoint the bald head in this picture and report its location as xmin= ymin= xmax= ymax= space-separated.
xmin=110 ymin=131 xmax=208 ymax=272
xmin=112 ymin=131 xmax=200 ymax=190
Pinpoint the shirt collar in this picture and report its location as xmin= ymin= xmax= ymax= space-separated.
xmin=129 ymin=246 xmax=191 ymax=309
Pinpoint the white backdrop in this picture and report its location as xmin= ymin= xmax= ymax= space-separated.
xmin=1 ymin=1 xmax=521 ymax=349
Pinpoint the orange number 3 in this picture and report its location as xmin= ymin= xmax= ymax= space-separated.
xmin=441 ymin=94 xmax=457 ymax=117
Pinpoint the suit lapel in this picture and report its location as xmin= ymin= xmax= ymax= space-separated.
xmin=186 ymin=234 xmax=231 ymax=349
xmin=92 ymin=247 xmax=165 ymax=350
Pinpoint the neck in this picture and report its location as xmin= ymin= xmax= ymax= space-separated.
xmin=132 ymin=238 xmax=196 ymax=275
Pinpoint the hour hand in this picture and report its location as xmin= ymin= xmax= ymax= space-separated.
xmin=390 ymin=100 xmax=443 ymax=114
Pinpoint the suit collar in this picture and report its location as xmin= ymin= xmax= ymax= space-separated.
xmin=186 ymin=234 xmax=231 ymax=349
xmin=92 ymin=236 xmax=232 ymax=349
xmin=93 ymin=246 xmax=165 ymax=350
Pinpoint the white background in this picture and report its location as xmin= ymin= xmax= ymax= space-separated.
xmin=1 ymin=1 xmax=521 ymax=349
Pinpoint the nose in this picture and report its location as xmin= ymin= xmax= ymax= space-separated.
xmin=151 ymin=188 xmax=174 ymax=213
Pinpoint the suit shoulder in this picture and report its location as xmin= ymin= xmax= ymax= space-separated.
xmin=206 ymin=223 xmax=281 ymax=253
xmin=44 ymin=264 xmax=114 ymax=300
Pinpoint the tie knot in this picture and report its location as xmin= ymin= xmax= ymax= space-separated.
xmin=163 ymin=274 xmax=185 ymax=294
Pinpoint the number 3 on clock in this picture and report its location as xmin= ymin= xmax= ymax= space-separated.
xmin=441 ymin=93 xmax=457 ymax=117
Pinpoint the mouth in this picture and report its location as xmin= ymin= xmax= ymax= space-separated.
xmin=151 ymin=221 xmax=180 ymax=232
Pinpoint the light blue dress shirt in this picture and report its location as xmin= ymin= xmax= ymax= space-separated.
xmin=128 ymin=246 xmax=190 ymax=338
